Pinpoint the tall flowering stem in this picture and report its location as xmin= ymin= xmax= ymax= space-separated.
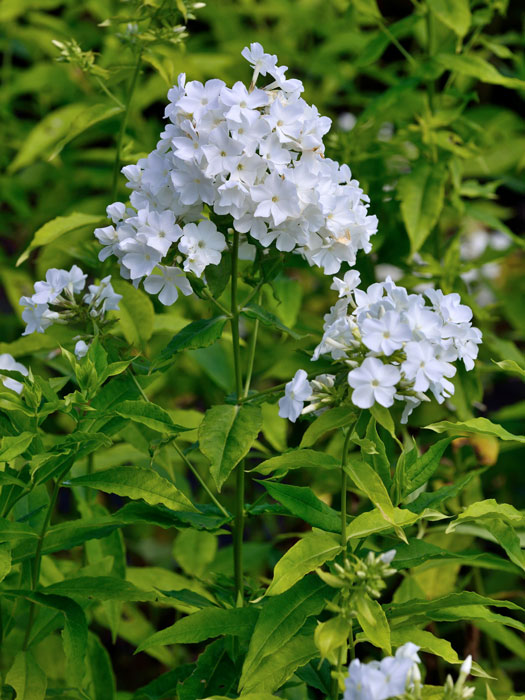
xmin=340 ymin=427 xmax=353 ymax=548
xmin=231 ymin=229 xmax=245 ymax=605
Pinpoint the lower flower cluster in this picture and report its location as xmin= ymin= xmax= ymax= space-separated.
xmin=279 ymin=273 xmax=482 ymax=423
xmin=345 ymin=645 xmax=473 ymax=700
xmin=19 ymin=265 xmax=121 ymax=337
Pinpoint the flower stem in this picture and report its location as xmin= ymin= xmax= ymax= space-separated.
xmin=340 ymin=428 xmax=353 ymax=548
xmin=23 ymin=474 xmax=63 ymax=650
xmin=243 ymin=288 xmax=261 ymax=397
xmin=111 ymin=49 xmax=142 ymax=201
xmin=230 ymin=229 xmax=245 ymax=606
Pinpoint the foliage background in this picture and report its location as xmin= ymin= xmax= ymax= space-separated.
xmin=0 ymin=0 xmax=525 ymax=697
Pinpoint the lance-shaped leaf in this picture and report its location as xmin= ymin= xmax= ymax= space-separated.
xmin=161 ymin=316 xmax=228 ymax=359
xmin=354 ymin=592 xmax=391 ymax=654
xmin=395 ymin=438 xmax=451 ymax=502
xmin=259 ymin=480 xmax=340 ymax=533
xmin=266 ymin=531 xmax=342 ymax=596
xmin=114 ymin=400 xmax=190 ymax=435
xmin=240 ymin=576 xmax=329 ymax=689
xmin=66 ymin=466 xmax=197 ymax=512
xmin=435 ymin=53 xmax=525 ymax=90
xmin=43 ymin=576 xmax=159 ymax=602
xmin=252 ymin=449 xmax=339 ymax=476
xmin=0 ymin=432 xmax=35 ymax=462
xmin=427 ymin=0 xmax=470 ymax=38
xmin=345 ymin=459 xmax=407 ymax=543
xmin=199 ymin=404 xmax=262 ymax=492
xmin=398 ymin=161 xmax=447 ymax=255
xmin=300 ymin=407 xmax=358 ymax=448
xmin=5 ymin=651 xmax=47 ymax=700
xmin=425 ymin=417 xmax=525 ymax=443
xmin=136 ymin=606 xmax=258 ymax=651
xmin=241 ymin=303 xmax=303 ymax=339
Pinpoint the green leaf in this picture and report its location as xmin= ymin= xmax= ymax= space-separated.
xmin=5 ymin=651 xmax=47 ymax=700
xmin=251 ymin=449 xmax=340 ymax=476
xmin=113 ymin=280 xmax=154 ymax=349
xmin=435 ymin=53 xmax=525 ymax=90
xmin=114 ymin=400 xmax=190 ymax=435
xmin=136 ymin=606 xmax=258 ymax=652
xmin=66 ymin=466 xmax=197 ymax=512
xmin=240 ymin=576 xmax=329 ymax=690
xmin=0 ymin=518 xmax=38 ymax=544
xmin=397 ymin=438 xmax=451 ymax=501
xmin=0 ymin=432 xmax=35 ymax=461
xmin=363 ymin=418 xmax=391 ymax=489
xmin=50 ymin=102 xmax=123 ymax=159
xmin=173 ymin=529 xmax=217 ymax=577
xmin=241 ymin=303 xmax=303 ymax=338
xmin=354 ymin=592 xmax=391 ymax=653
xmin=314 ymin=614 xmax=350 ymax=664
xmin=492 ymin=359 xmax=525 ymax=378
xmin=199 ymin=404 xmax=262 ymax=492
xmin=0 ymin=543 xmax=11 ymax=583
xmin=356 ymin=14 xmax=422 ymax=66
xmin=406 ymin=469 xmax=485 ymax=513
xmin=266 ymin=531 xmax=342 ymax=596
xmin=43 ymin=576 xmax=159 ymax=602
xmin=17 ymin=212 xmax=104 ymax=265
xmin=345 ymin=507 xmax=422 ymax=540
xmin=300 ymin=407 xmax=358 ymax=448
xmin=386 ymin=591 xmax=524 ymax=620
xmin=424 ymin=417 xmax=525 ymax=443
xmin=345 ymin=459 xmax=407 ymax=543
xmin=241 ymin=629 xmax=318 ymax=695
xmin=446 ymin=499 xmax=524 ymax=530
xmin=427 ymin=0 xmax=471 ymax=37
xmin=87 ymin=632 xmax=116 ymax=700
xmin=9 ymin=102 xmax=88 ymax=174
xmin=390 ymin=627 xmax=491 ymax=678
xmin=161 ymin=317 xmax=228 ymax=359
xmin=178 ymin=637 xmax=237 ymax=700
xmin=260 ymin=480 xmax=340 ymax=532
xmin=398 ymin=161 xmax=447 ymax=255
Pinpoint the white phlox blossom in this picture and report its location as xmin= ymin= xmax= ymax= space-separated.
xmin=344 ymin=643 xmax=420 ymax=700
xmin=280 ymin=278 xmax=482 ymax=424
xmin=0 ymin=354 xmax=28 ymax=394
xmin=19 ymin=267 xmax=121 ymax=335
xmin=94 ymin=42 xmax=377 ymax=304
xmin=278 ymin=369 xmax=313 ymax=423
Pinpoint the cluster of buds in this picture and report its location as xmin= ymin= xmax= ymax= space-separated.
xmin=443 ymin=657 xmax=474 ymax=700
xmin=319 ymin=550 xmax=397 ymax=602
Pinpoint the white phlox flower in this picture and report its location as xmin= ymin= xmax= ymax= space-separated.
xmin=344 ymin=643 xmax=420 ymax=700
xmin=0 ymin=354 xmax=28 ymax=394
xmin=278 ymin=369 xmax=313 ymax=423
xmin=281 ymin=279 xmax=482 ymax=424
xmin=19 ymin=268 xmax=121 ymax=335
xmin=93 ymin=43 xmax=377 ymax=302
xmin=178 ymin=220 xmax=226 ymax=277
xmin=74 ymin=340 xmax=89 ymax=359
xmin=144 ymin=266 xmax=193 ymax=305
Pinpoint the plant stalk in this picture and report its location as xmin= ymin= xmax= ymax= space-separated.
xmin=111 ymin=50 xmax=142 ymax=201
xmin=230 ymin=229 xmax=245 ymax=606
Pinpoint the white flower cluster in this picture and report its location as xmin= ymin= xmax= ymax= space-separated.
xmin=94 ymin=42 xmax=377 ymax=305
xmin=279 ymin=273 xmax=482 ymax=424
xmin=460 ymin=228 xmax=511 ymax=307
xmin=344 ymin=643 xmax=421 ymax=700
xmin=0 ymin=354 xmax=28 ymax=395
xmin=345 ymin=645 xmax=473 ymax=700
xmin=19 ymin=265 xmax=121 ymax=336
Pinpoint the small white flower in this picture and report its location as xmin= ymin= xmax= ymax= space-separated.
xmin=0 ymin=353 xmax=28 ymax=394
xmin=241 ymin=42 xmax=278 ymax=78
xmin=278 ymin=369 xmax=312 ymax=422
xmin=74 ymin=340 xmax=89 ymax=359
xmin=20 ymin=296 xmax=58 ymax=335
xmin=361 ymin=311 xmax=411 ymax=356
xmin=178 ymin=220 xmax=226 ymax=277
xmin=143 ymin=266 xmax=193 ymax=305
xmin=347 ymin=357 xmax=400 ymax=409
xmin=32 ymin=268 xmax=70 ymax=304
xmin=120 ymin=238 xmax=162 ymax=280
xmin=331 ymin=270 xmax=361 ymax=298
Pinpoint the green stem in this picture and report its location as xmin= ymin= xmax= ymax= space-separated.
xmin=243 ymin=289 xmax=261 ymax=398
xmin=230 ymin=229 xmax=245 ymax=606
xmin=95 ymin=76 xmax=124 ymax=109
xmin=111 ymin=50 xmax=142 ymax=201
xmin=23 ymin=476 xmax=62 ymax=650
xmin=202 ymin=288 xmax=232 ymax=317
xmin=378 ymin=19 xmax=416 ymax=67
xmin=426 ymin=10 xmax=436 ymax=113
xmin=340 ymin=429 xmax=353 ymax=547
xmin=171 ymin=442 xmax=230 ymax=519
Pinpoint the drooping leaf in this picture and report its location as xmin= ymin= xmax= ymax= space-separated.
xmin=260 ymin=480 xmax=340 ymax=533
xmin=113 ymin=280 xmax=154 ymax=349
xmin=241 ymin=303 xmax=302 ymax=339
xmin=87 ymin=632 xmax=116 ymax=700
xmin=266 ymin=531 xmax=342 ymax=596
xmin=425 ymin=417 xmax=525 ymax=443
xmin=136 ymin=606 xmax=258 ymax=652
xmin=161 ymin=316 xmax=228 ymax=359
xmin=43 ymin=576 xmax=159 ymax=602
xmin=0 ymin=432 xmax=35 ymax=461
xmin=66 ymin=466 xmax=197 ymax=512
xmin=114 ymin=400 xmax=190 ymax=435
xmin=50 ymin=102 xmax=123 ymax=159
xmin=252 ymin=449 xmax=339 ymax=476
xmin=398 ymin=162 xmax=447 ymax=255
xmin=199 ymin=404 xmax=262 ymax=492
xmin=17 ymin=212 xmax=104 ymax=265
xmin=300 ymin=407 xmax=358 ymax=448
xmin=435 ymin=53 xmax=525 ymax=90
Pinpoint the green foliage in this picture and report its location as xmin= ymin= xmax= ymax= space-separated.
xmin=0 ymin=0 xmax=524 ymax=696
